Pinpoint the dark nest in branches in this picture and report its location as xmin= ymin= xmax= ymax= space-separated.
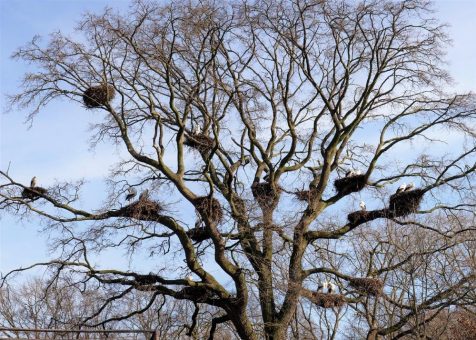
xmin=389 ymin=189 xmax=424 ymax=217
xmin=21 ymin=187 xmax=47 ymax=200
xmin=184 ymin=133 xmax=215 ymax=153
xmin=349 ymin=277 xmax=384 ymax=296
xmin=251 ymin=182 xmax=281 ymax=209
xmin=194 ymin=196 xmax=223 ymax=224
xmin=181 ymin=286 xmax=214 ymax=303
xmin=347 ymin=210 xmax=369 ymax=224
xmin=309 ymin=292 xmax=345 ymax=308
xmin=83 ymin=84 xmax=115 ymax=108
xmin=123 ymin=198 xmax=163 ymax=220
xmin=294 ymin=189 xmax=317 ymax=203
xmin=334 ymin=175 xmax=366 ymax=195
xmin=187 ymin=227 xmax=211 ymax=242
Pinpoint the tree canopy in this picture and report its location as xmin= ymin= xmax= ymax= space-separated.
xmin=1 ymin=0 xmax=475 ymax=339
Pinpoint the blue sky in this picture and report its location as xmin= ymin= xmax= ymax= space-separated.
xmin=0 ymin=0 xmax=475 ymax=279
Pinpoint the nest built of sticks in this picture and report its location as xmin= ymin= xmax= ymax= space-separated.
xmin=309 ymin=292 xmax=345 ymax=308
xmin=334 ymin=175 xmax=366 ymax=195
xmin=388 ymin=189 xmax=424 ymax=217
xmin=349 ymin=277 xmax=384 ymax=296
xmin=184 ymin=133 xmax=215 ymax=153
xmin=347 ymin=210 xmax=369 ymax=224
xmin=194 ymin=196 xmax=223 ymax=224
xmin=21 ymin=187 xmax=47 ymax=200
xmin=123 ymin=198 xmax=163 ymax=220
xmin=83 ymin=84 xmax=115 ymax=108
xmin=181 ymin=286 xmax=214 ymax=302
xmin=187 ymin=227 xmax=211 ymax=242
xmin=251 ymin=182 xmax=281 ymax=209
xmin=294 ymin=189 xmax=318 ymax=203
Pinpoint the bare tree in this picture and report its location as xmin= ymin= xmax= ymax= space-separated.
xmin=1 ymin=0 xmax=475 ymax=339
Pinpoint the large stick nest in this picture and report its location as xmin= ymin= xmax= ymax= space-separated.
xmin=21 ymin=187 xmax=47 ymax=200
xmin=194 ymin=196 xmax=223 ymax=224
xmin=294 ymin=189 xmax=318 ymax=203
xmin=389 ymin=189 xmax=424 ymax=217
xmin=123 ymin=198 xmax=163 ymax=220
xmin=251 ymin=182 xmax=281 ymax=209
xmin=83 ymin=84 xmax=115 ymax=108
xmin=180 ymin=286 xmax=214 ymax=303
xmin=309 ymin=292 xmax=345 ymax=308
xmin=184 ymin=133 xmax=215 ymax=153
xmin=348 ymin=277 xmax=384 ymax=296
xmin=187 ymin=227 xmax=211 ymax=242
xmin=334 ymin=175 xmax=366 ymax=195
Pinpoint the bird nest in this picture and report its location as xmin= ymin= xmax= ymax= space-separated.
xmin=123 ymin=198 xmax=163 ymax=220
xmin=389 ymin=189 xmax=424 ymax=217
xmin=184 ymin=134 xmax=215 ymax=153
xmin=349 ymin=277 xmax=383 ymax=296
xmin=347 ymin=210 xmax=369 ymax=224
xmin=83 ymin=84 xmax=115 ymax=108
xmin=334 ymin=175 xmax=366 ymax=195
xmin=251 ymin=182 xmax=281 ymax=209
xmin=294 ymin=189 xmax=318 ymax=203
xmin=181 ymin=286 xmax=214 ymax=303
xmin=309 ymin=292 xmax=345 ymax=308
xmin=194 ymin=196 xmax=223 ymax=224
xmin=21 ymin=187 xmax=47 ymax=200
xmin=187 ymin=227 xmax=211 ymax=242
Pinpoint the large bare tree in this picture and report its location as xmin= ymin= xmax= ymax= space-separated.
xmin=1 ymin=0 xmax=475 ymax=339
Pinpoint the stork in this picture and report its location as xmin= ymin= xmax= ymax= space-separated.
xmin=30 ymin=176 xmax=37 ymax=188
xmin=328 ymin=282 xmax=337 ymax=294
xmin=125 ymin=187 xmax=137 ymax=202
xmin=317 ymin=280 xmax=328 ymax=292
xmin=354 ymin=170 xmax=362 ymax=176
xmin=396 ymin=183 xmax=407 ymax=194
xmin=139 ymin=189 xmax=149 ymax=201
xmin=345 ymin=170 xmax=355 ymax=177
xmin=186 ymin=275 xmax=193 ymax=281
xmin=405 ymin=182 xmax=415 ymax=191
xmin=359 ymin=201 xmax=366 ymax=211
xmin=192 ymin=125 xmax=202 ymax=135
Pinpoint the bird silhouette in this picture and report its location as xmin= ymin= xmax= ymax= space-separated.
xmin=30 ymin=176 xmax=37 ymax=188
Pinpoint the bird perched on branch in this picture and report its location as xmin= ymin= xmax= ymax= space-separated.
xmin=30 ymin=176 xmax=37 ymax=188
xmin=405 ymin=182 xmax=415 ymax=191
xmin=359 ymin=201 xmax=366 ymax=211
xmin=396 ymin=183 xmax=407 ymax=193
xmin=125 ymin=187 xmax=137 ymax=202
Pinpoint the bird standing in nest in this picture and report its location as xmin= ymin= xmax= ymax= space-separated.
xmin=139 ymin=189 xmax=149 ymax=201
xmin=30 ymin=176 xmax=37 ymax=188
xmin=396 ymin=183 xmax=407 ymax=193
xmin=125 ymin=187 xmax=137 ymax=202
xmin=328 ymin=282 xmax=337 ymax=294
xmin=359 ymin=201 xmax=366 ymax=211
xmin=405 ymin=182 xmax=415 ymax=191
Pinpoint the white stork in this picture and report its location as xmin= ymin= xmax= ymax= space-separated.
xmin=405 ymin=182 xmax=415 ymax=191
xmin=359 ymin=201 xmax=366 ymax=211
xmin=186 ymin=275 xmax=193 ymax=281
xmin=30 ymin=176 xmax=37 ymax=188
xmin=345 ymin=170 xmax=356 ymax=177
xmin=317 ymin=280 xmax=328 ymax=292
xmin=139 ymin=189 xmax=149 ymax=201
xmin=328 ymin=282 xmax=337 ymax=294
xmin=125 ymin=187 xmax=137 ymax=202
xmin=396 ymin=183 xmax=407 ymax=194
